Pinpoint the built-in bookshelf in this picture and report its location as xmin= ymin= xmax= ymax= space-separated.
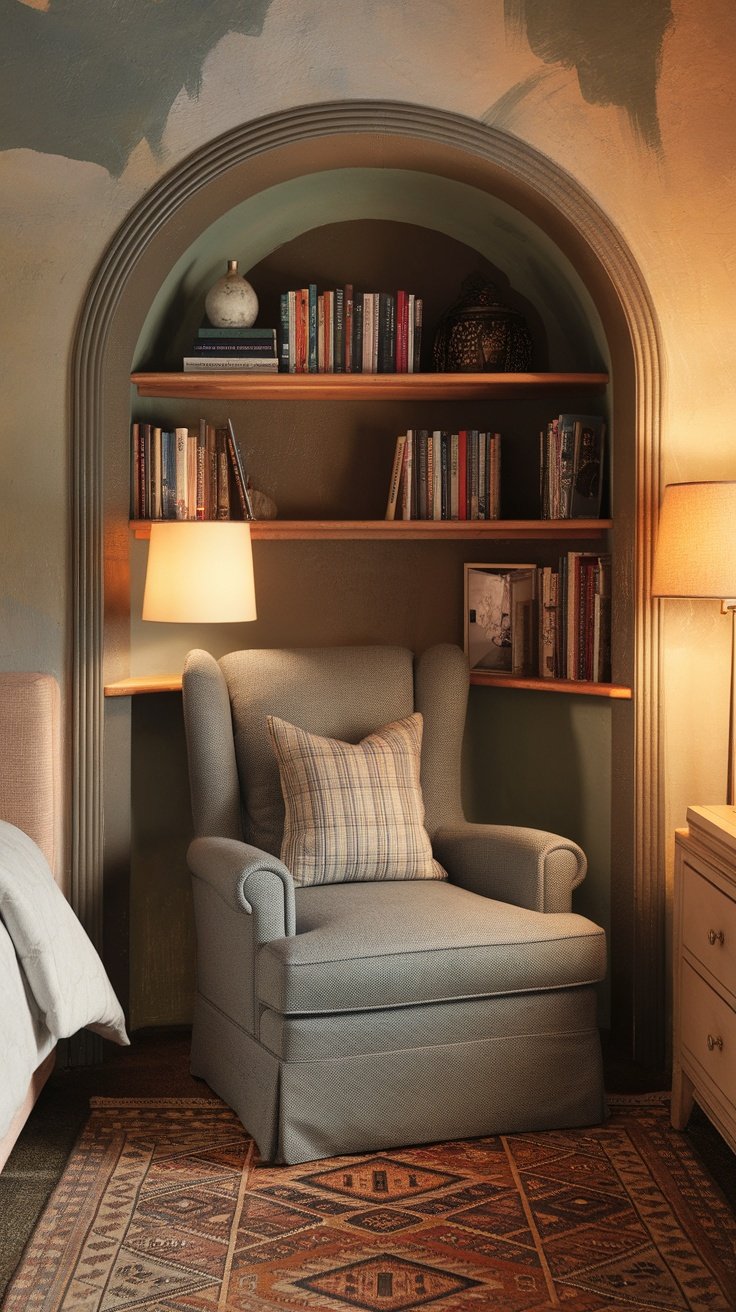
xmin=125 ymin=367 xmax=625 ymax=699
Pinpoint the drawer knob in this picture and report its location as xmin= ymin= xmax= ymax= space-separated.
xmin=707 ymin=1034 xmax=724 ymax=1052
xmin=708 ymin=929 xmax=725 ymax=946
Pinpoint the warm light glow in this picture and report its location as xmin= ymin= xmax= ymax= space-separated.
xmin=652 ymin=481 xmax=736 ymax=598
xmin=142 ymin=522 xmax=257 ymax=623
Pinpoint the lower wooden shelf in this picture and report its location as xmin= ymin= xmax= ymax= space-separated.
xmin=469 ymin=672 xmax=631 ymax=698
xmin=105 ymin=672 xmax=630 ymax=699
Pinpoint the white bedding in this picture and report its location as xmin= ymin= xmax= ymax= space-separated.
xmin=0 ymin=820 xmax=129 ymax=1141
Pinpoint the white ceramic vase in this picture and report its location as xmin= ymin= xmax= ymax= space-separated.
xmin=204 ymin=259 xmax=259 ymax=328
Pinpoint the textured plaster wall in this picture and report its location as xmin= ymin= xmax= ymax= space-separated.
xmin=2 ymin=0 xmax=735 ymax=954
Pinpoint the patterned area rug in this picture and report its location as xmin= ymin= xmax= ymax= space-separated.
xmin=4 ymin=1095 xmax=736 ymax=1311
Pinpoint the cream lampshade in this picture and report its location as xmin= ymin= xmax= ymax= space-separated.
xmin=142 ymin=521 xmax=257 ymax=624
xmin=652 ymin=481 xmax=736 ymax=804
xmin=651 ymin=481 xmax=736 ymax=599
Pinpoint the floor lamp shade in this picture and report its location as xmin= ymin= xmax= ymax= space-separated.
xmin=651 ymin=481 xmax=736 ymax=599
xmin=142 ymin=522 xmax=257 ymax=623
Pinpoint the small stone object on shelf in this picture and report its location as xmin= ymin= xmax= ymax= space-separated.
xmin=205 ymin=259 xmax=259 ymax=328
xmin=433 ymin=274 xmax=533 ymax=373
xmin=249 ymin=487 xmax=277 ymax=520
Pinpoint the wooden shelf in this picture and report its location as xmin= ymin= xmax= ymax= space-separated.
xmin=104 ymin=674 xmax=184 ymax=697
xmin=470 ymin=672 xmax=631 ymax=699
xmin=130 ymin=371 xmax=609 ymax=401
xmin=105 ymin=672 xmax=630 ymax=699
xmin=130 ymin=518 xmax=612 ymax=542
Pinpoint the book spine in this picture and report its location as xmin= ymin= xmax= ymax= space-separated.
xmin=457 ymin=430 xmax=467 ymax=520
xmin=396 ymin=290 xmax=407 ymax=372
xmin=469 ymin=430 xmax=479 ymax=520
xmin=362 ymin=294 xmax=373 ymax=373
xmin=407 ymin=293 xmax=415 ymax=374
xmin=353 ymin=293 xmax=363 ymax=373
xmin=385 ymin=433 xmax=406 ymax=521
xmin=197 ymin=327 xmax=276 ymax=340
xmin=190 ymin=340 xmax=277 ymax=355
xmin=287 ymin=290 xmax=296 ymax=373
xmin=161 ymin=431 xmax=176 ymax=519
xmin=449 ymin=432 xmax=459 ymax=520
xmin=440 ymin=432 xmax=449 ymax=520
xmin=206 ymin=423 xmax=217 ymax=519
xmin=131 ymin=422 xmax=140 ymax=517
xmin=296 ymin=288 xmax=307 ymax=373
xmin=478 ymin=432 xmax=487 ymax=520
xmin=227 ymin=418 xmax=254 ymax=520
xmin=182 ymin=358 xmax=279 ymax=371
xmin=371 ymin=293 xmax=380 ymax=373
xmin=344 ymin=284 xmax=354 ymax=372
xmin=175 ymin=427 xmax=188 ymax=521
xmin=196 ymin=420 xmax=207 ymax=521
xmin=417 ymin=431 xmax=428 ymax=520
xmin=151 ymin=426 xmax=163 ymax=520
xmin=308 ymin=283 xmax=318 ymax=373
xmin=216 ymin=429 xmax=230 ymax=520
xmin=334 ymin=287 xmax=344 ymax=373
xmin=413 ymin=297 xmax=423 ymax=372
xmin=139 ymin=423 xmax=150 ymax=519
xmin=402 ymin=430 xmax=413 ymax=520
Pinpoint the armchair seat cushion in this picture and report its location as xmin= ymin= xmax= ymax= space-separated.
xmin=257 ymin=880 xmax=606 ymax=1016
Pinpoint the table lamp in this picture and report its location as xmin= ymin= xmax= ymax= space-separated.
xmin=142 ymin=521 xmax=257 ymax=624
xmin=651 ymin=481 xmax=736 ymax=804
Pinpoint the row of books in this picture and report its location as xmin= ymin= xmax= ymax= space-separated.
xmin=130 ymin=419 xmax=253 ymax=521
xmin=280 ymin=286 xmax=423 ymax=374
xmin=386 ymin=429 xmax=501 ymax=522
xmin=467 ymin=553 xmax=611 ymax=684
xmin=540 ymin=413 xmax=606 ymax=519
xmin=183 ymin=326 xmax=279 ymax=373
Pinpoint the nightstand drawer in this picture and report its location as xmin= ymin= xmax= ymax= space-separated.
xmin=682 ymin=859 xmax=736 ymax=998
xmin=681 ymin=961 xmax=736 ymax=1108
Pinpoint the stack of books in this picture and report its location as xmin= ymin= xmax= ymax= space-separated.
xmin=468 ymin=554 xmax=612 ymax=684
xmin=183 ymin=327 xmax=279 ymax=373
xmin=540 ymin=413 xmax=606 ymax=518
xmin=280 ymin=285 xmax=423 ymax=374
xmin=386 ymin=429 xmax=501 ymax=521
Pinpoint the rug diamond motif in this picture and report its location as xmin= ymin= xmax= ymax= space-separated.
xmin=297 ymin=1156 xmax=460 ymax=1204
xmin=294 ymin=1253 xmax=481 ymax=1312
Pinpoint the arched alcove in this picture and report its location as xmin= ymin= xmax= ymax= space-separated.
xmin=72 ymin=102 xmax=663 ymax=1063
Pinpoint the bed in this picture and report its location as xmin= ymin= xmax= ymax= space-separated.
xmin=0 ymin=673 xmax=128 ymax=1171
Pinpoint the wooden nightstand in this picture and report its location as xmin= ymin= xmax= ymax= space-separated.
xmin=672 ymin=804 xmax=736 ymax=1152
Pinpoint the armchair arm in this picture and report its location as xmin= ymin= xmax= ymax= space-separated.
xmin=433 ymin=822 xmax=586 ymax=913
xmin=187 ymin=836 xmax=296 ymax=941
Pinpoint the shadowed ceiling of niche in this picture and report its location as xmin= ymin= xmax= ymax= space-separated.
xmin=132 ymin=168 xmax=608 ymax=373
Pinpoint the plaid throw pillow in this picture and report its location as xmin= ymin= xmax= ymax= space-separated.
xmin=266 ymin=712 xmax=446 ymax=887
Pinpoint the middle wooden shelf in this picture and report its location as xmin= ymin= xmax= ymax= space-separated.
xmin=130 ymin=517 xmax=612 ymax=542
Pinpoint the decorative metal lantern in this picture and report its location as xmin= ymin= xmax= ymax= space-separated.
xmin=433 ymin=275 xmax=533 ymax=373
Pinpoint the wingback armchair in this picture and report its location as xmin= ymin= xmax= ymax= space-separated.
xmin=182 ymin=643 xmax=606 ymax=1165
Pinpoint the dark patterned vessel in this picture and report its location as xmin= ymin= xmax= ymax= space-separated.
xmin=433 ymin=275 xmax=533 ymax=373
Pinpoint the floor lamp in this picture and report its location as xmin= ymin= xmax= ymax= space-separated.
xmin=651 ymin=481 xmax=736 ymax=806
xmin=142 ymin=521 xmax=257 ymax=626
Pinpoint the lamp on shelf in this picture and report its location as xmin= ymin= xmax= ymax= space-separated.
xmin=142 ymin=521 xmax=257 ymax=625
xmin=651 ymin=481 xmax=736 ymax=805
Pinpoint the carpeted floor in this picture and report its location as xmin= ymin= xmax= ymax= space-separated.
xmin=4 ymin=1088 xmax=736 ymax=1310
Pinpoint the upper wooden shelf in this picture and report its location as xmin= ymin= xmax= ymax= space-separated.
xmin=130 ymin=518 xmax=612 ymax=542
xmin=130 ymin=371 xmax=609 ymax=401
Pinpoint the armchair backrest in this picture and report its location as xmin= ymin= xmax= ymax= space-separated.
xmin=183 ymin=644 xmax=469 ymax=854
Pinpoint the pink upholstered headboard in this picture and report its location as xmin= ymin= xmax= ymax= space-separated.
xmin=0 ymin=673 xmax=62 ymax=883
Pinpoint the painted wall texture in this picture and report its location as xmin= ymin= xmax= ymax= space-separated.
xmin=2 ymin=1 xmax=735 ymax=1011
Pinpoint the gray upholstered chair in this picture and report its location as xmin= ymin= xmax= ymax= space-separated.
xmin=182 ymin=643 xmax=606 ymax=1165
